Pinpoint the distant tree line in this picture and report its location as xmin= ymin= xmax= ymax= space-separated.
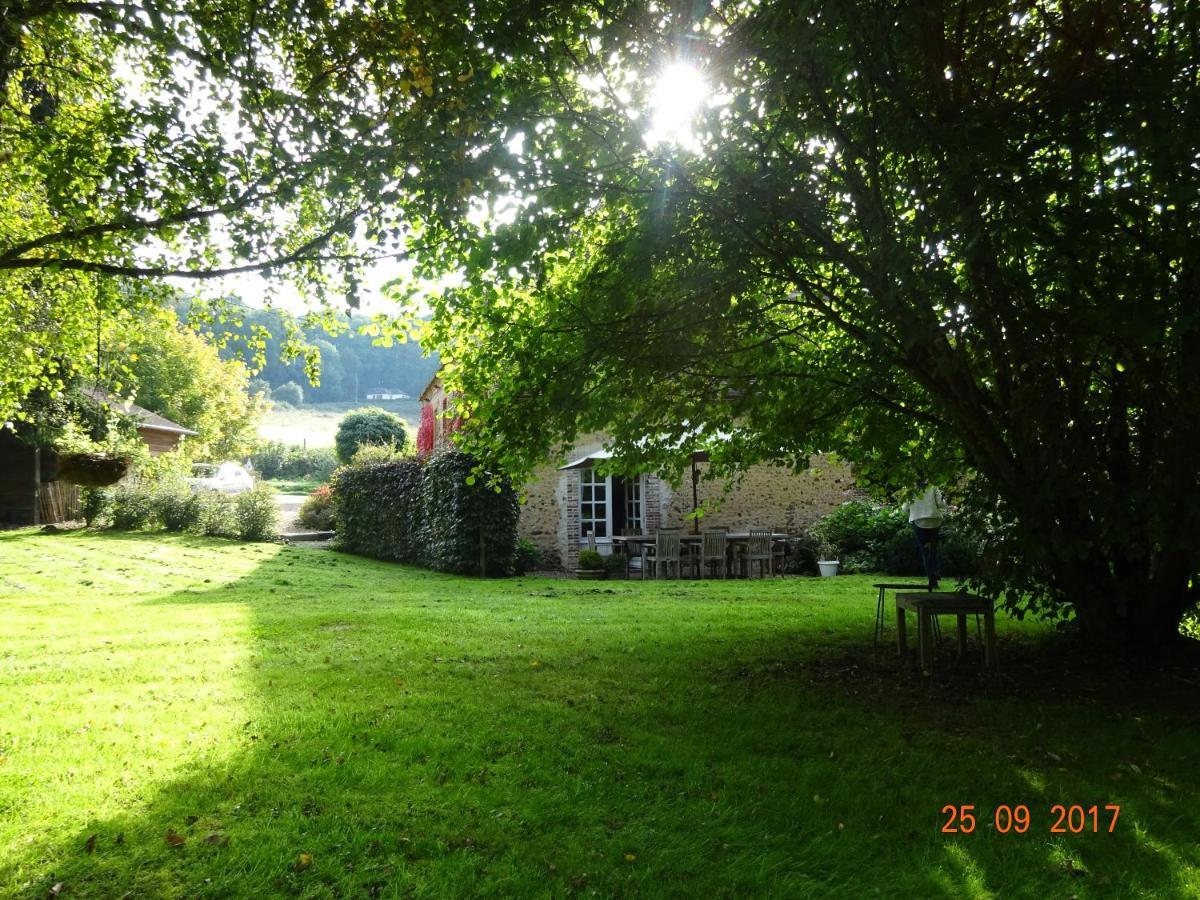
xmin=177 ymin=299 xmax=440 ymax=404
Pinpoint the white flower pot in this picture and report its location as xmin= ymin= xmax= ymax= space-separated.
xmin=817 ymin=560 xmax=840 ymax=577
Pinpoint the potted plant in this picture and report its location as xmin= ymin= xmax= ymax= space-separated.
xmin=575 ymin=548 xmax=607 ymax=580
xmin=816 ymin=541 xmax=840 ymax=577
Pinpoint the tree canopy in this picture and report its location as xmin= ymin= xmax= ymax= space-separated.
xmin=3 ymin=0 xmax=1197 ymax=647
xmin=409 ymin=1 xmax=1200 ymax=647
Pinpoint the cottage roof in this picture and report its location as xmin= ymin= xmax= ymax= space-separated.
xmin=83 ymin=387 xmax=198 ymax=436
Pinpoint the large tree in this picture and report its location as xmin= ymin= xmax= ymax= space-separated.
xmin=3 ymin=1 xmax=1197 ymax=646
xmin=407 ymin=1 xmax=1200 ymax=649
xmin=0 ymin=0 xmax=525 ymax=418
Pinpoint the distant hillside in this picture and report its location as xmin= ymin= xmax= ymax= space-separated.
xmin=176 ymin=299 xmax=440 ymax=403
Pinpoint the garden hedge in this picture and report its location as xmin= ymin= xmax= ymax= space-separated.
xmin=333 ymin=449 xmax=518 ymax=576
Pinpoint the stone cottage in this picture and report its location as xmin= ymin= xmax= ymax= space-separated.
xmin=417 ymin=374 xmax=860 ymax=570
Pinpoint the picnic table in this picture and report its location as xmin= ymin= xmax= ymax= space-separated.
xmin=895 ymin=592 xmax=997 ymax=675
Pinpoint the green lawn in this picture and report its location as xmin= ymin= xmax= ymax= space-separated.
xmin=265 ymin=478 xmax=326 ymax=496
xmin=1 ymin=532 xmax=1197 ymax=898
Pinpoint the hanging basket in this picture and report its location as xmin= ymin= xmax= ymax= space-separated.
xmin=57 ymin=452 xmax=131 ymax=487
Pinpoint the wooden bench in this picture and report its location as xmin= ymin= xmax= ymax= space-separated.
xmin=896 ymin=592 xmax=997 ymax=675
xmin=872 ymin=582 xmax=932 ymax=648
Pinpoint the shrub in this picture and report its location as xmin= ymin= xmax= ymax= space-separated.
xmin=334 ymin=457 xmax=426 ymax=563
xmin=81 ymin=487 xmax=112 ymax=527
xmin=249 ymin=441 xmax=288 ymax=479
xmin=810 ymin=499 xmax=981 ymax=577
xmin=421 ymin=450 xmax=518 ymax=576
xmin=350 ymin=442 xmax=404 ymax=466
xmin=782 ymin=532 xmax=820 ymax=575
xmin=298 ymin=485 xmax=336 ymax=531
xmin=196 ymin=490 xmax=239 ymax=538
xmin=250 ymin=442 xmax=339 ymax=482
xmin=109 ymin=479 xmax=159 ymax=530
xmin=333 ymin=449 xmax=518 ymax=576
xmin=235 ymin=483 xmax=279 ymax=541
xmin=154 ymin=478 xmax=203 ymax=532
xmin=577 ymin=549 xmax=604 ymax=570
xmin=334 ymin=407 xmax=408 ymax=464
xmin=273 ymin=381 xmax=304 ymax=406
xmin=513 ymin=538 xmax=542 ymax=575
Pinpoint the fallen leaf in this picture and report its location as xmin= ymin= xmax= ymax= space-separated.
xmin=623 ymin=853 xmax=636 ymax=862
xmin=47 ymin=883 xmax=64 ymax=898
xmin=84 ymin=833 xmax=97 ymax=853
xmin=202 ymin=833 xmax=229 ymax=847
xmin=184 ymin=815 xmax=199 ymax=826
xmin=165 ymin=829 xmax=185 ymax=847
xmin=292 ymin=852 xmax=313 ymax=872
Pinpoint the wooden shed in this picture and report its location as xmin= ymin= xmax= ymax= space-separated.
xmin=0 ymin=391 xmax=197 ymax=526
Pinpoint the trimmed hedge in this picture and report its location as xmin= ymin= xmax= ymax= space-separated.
xmin=333 ymin=449 xmax=518 ymax=576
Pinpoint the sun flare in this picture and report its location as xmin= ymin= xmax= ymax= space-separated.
xmin=645 ymin=61 xmax=710 ymax=150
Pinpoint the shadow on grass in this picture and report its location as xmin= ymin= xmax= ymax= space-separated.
xmin=3 ymin=532 xmax=1199 ymax=898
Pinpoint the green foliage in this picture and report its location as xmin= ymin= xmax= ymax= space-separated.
xmin=398 ymin=2 xmax=1200 ymax=647
xmin=80 ymin=487 xmax=112 ymax=528
xmin=109 ymin=479 xmax=159 ymax=531
xmin=809 ymin=500 xmax=979 ymax=577
xmin=298 ymin=486 xmax=336 ymax=531
xmin=333 ymin=450 xmax=518 ymax=576
xmin=577 ymin=549 xmax=604 ymax=570
xmin=513 ymin=538 xmax=542 ymax=575
xmin=250 ymin=441 xmax=338 ymax=482
xmin=101 ymin=472 xmax=274 ymax=541
xmin=182 ymin=299 xmax=439 ymax=403
xmin=334 ymin=458 xmax=427 ymax=565
xmin=196 ymin=492 xmax=240 ymax=540
xmin=334 ymin=407 xmax=408 ymax=464
xmin=349 ymin=442 xmax=405 ymax=466
xmin=235 ymin=484 xmax=280 ymax=542
xmin=272 ymin=381 xmax=304 ymax=407
xmin=106 ymin=306 xmax=267 ymax=461
xmin=154 ymin=479 xmax=203 ymax=533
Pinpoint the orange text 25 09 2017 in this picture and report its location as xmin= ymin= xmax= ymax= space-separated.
xmin=940 ymin=804 xmax=1121 ymax=835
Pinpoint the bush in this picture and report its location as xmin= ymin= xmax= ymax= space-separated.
xmin=809 ymin=499 xmax=981 ymax=577
xmin=298 ymin=485 xmax=336 ymax=531
xmin=333 ymin=449 xmax=518 ymax=576
xmin=109 ymin=479 xmax=158 ymax=530
xmin=577 ymin=549 xmax=604 ymax=570
xmin=250 ymin=441 xmax=339 ymax=482
xmin=782 ymin=532 xmax=820 ymax=575
xmin=154 ymin=478 xmax=203 ymax=532
xmin=81 ymin=487 xmax=112 ymax=527
xmin=334 ymin=457 xmax=427 ymax=563
xmin=513 ymin=538 xmax=542 ymax=575
xmin=350 ymin=442 xmax=405 ymax=466
xmin=196 ymin=490 xmax=239 ymax=538
xmin=235 ymin=483 xmax=279 ymax=541
xmin=273 ymin=381 xmax=304 ymax=406
xmin=421 ymin=450 xmax=519 ymax=576
xmin=334 ymin=407 xmax=408 ymax=464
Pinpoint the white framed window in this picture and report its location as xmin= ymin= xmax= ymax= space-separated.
xmin=579 ymin=469 xmax=611 ymax=541
xmin=624 ymin=477 xmax=643 ymax=533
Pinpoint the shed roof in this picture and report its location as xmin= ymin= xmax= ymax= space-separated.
xmin=83 ymin=387 xmax=198 ymax=436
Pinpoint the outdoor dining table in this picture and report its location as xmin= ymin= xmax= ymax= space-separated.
xmin=612 ymin=532 xmax=788 ymax=577
xmin=895 ymin=591 xmax=997 ymax=675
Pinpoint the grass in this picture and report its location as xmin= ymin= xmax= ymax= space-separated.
xmin=265 ymin=478 xmax=326 ymax=495
xmin=259 ymin=400 xmax=421 ymax=449
xmin=1 ymin=531 xmax=1198 ymax=898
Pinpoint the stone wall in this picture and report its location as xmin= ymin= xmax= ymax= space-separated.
xmin=663 ymin=454 xmax=860 ymax=533
xmin=514 ymin=440 xmax=861 ymax=571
